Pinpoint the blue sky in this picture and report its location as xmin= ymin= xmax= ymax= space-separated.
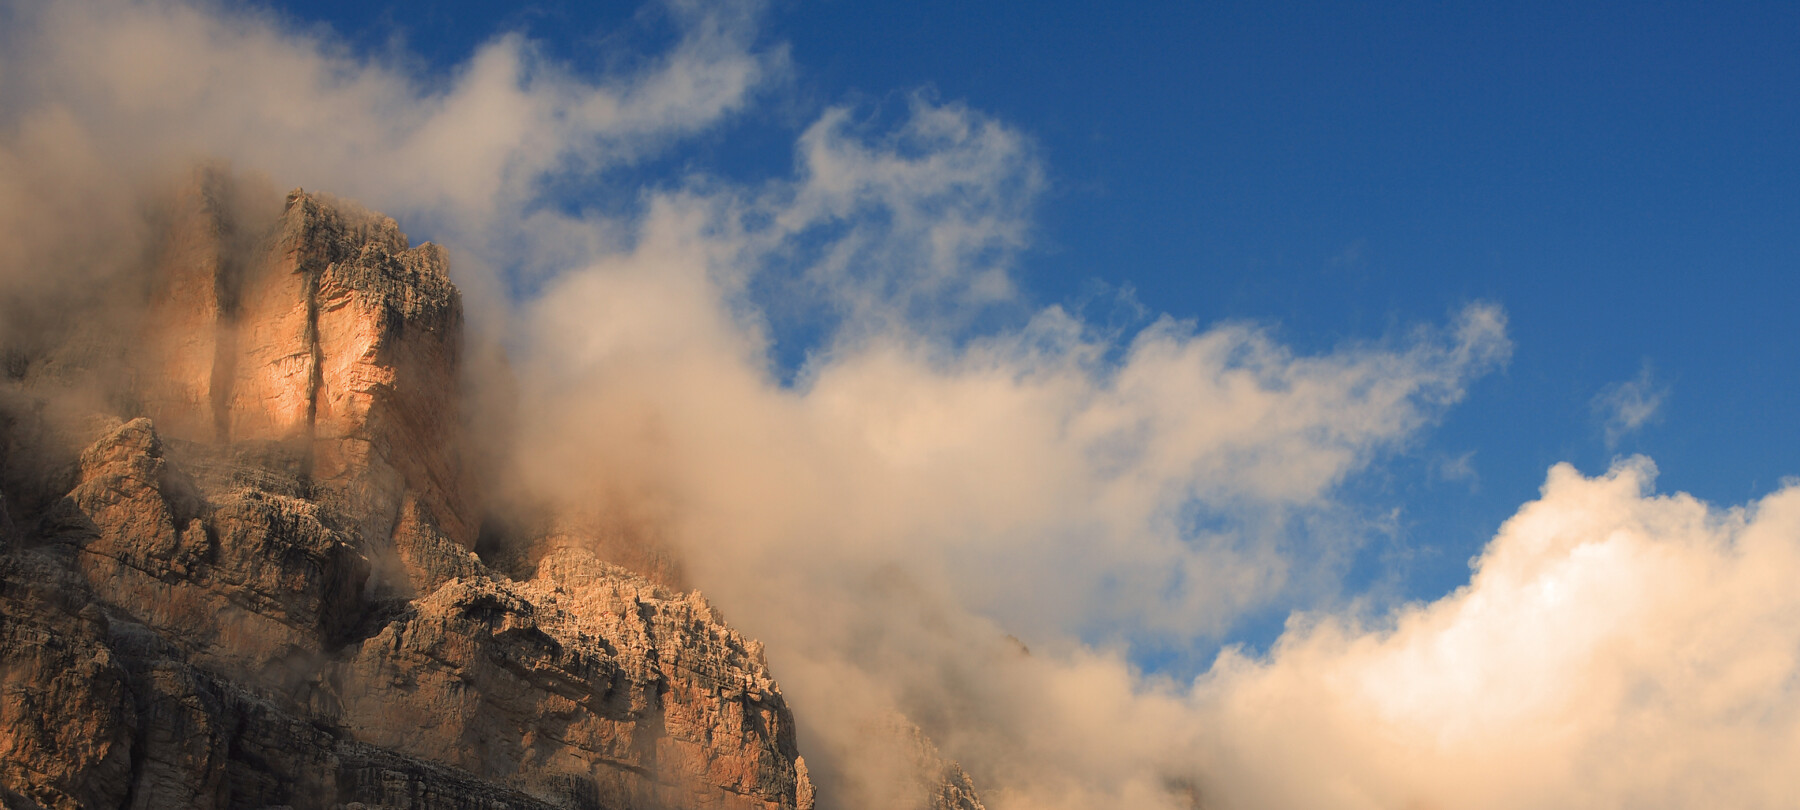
xmin=271 ymin=0 xmax=1800 ymax=628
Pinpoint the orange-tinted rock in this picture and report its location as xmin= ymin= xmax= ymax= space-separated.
xmin=0 ymin=565 xmax=137 ymax=810
xmin=138 ymin=172 xmax=476 ymax=556
xmin=333 ymin=548 xmax=811 ymax=810
xmin=0 ymin=173 xmax=827 ymax=810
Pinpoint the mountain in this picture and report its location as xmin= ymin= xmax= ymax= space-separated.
xmin=0 ymin=170 xmax=926 ymax=810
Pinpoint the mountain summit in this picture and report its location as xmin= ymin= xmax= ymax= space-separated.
xmin=0 ymin=171 xmax=854 ymax=810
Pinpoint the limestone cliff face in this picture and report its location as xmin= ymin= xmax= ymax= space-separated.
xmin=0 ymin=175 xmax=819 ymax=810
xmin=138 ymin=177 xmax=476 ymax=562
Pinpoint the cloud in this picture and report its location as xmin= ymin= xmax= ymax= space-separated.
xmin=0 ymin=0 xmax=781 ymax=324
xmin=1436 ymin=450 xmax=1479 ymax=488
xmin=1328 ymin=238 xmax=1368 ymax=269
xmin=495 ymin=47 xmax=1512 ymax=810
xmin=18 ymin=3 xmax=1793 ymax=810
xmin=1593 ymin=361 xmax=1668 ymax=447
xmin=0 ymin=1 xmax=1515 ymax=806
xmin=514 ymin=226 xmax=1512 ymax=646
xmin=779 ymin=95 xmax=1044 ymax=321
xmin=1191 ymin=459 xmax=1800 ymax=809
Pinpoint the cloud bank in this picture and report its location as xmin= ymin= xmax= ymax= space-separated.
xmin=3 ymin=2 xmax=1796 ymax=809
xmin=1196 ymin=459 xmax=1800 ymax=809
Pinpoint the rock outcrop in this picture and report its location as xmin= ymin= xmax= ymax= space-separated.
xmin=0 ymin=172 xmax=822 ymax=810
xmin=137 ymin=174 xmax=477 ymax=569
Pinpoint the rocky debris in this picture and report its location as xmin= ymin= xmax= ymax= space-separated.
xmin=0 ymin=176 xmax=826 ymax=810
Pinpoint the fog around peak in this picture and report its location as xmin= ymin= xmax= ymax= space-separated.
xmin=4 ymin=2 xmax=1797 ymax=808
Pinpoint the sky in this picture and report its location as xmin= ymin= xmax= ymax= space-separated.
xmin=4 ymin=1 xmax=1800 ymax=808
xmin=265 ymin=0 xmax=1800 ymax=628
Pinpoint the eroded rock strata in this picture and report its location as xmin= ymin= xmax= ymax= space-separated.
xmin=0 ymin=175 xmax=826 ymax=810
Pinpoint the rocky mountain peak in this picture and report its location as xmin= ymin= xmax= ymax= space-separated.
xmin=0 ymin=172 xmax=827 ymax=810
xmin=138 ymin=177 xmax=474 ymax=555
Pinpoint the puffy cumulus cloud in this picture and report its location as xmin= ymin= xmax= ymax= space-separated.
xmin=1192 ymin=459 xmax=1800 ymax=809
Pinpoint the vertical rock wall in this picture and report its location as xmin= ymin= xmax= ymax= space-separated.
xmin=138 ymin=178 xmax=476 ymax=560
xmin=0 ymin=172 xmax=820 ymax=810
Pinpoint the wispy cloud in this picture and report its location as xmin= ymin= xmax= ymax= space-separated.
xmin=1593 ymin=361 xmax=1668 ymax=448
xmin=1327 ymin=237 xmax=1368 ymax=269
xmin=1436 ymin=449 xmax=1480 ymax=489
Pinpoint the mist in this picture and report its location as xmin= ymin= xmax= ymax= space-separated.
xmin=4 ymin=2 xmax=1798 ymax=809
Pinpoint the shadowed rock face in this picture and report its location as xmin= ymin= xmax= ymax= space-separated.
xmin=0 ymin=172 xmax=823 ymax=810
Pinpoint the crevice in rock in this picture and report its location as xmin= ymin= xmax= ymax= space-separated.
xmin=300 ymin=267 xmax=324 ymax=473
xmin=202 ymin=174 xmax=243 ymax=446
xmin=329 ymin=597 xmax=414 ymax=654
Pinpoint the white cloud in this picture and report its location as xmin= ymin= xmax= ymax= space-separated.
xmin=779 ymin=96 xmax=1043 ymax=320
xmin=1191 ymin=459 xmax=1800 ymax=809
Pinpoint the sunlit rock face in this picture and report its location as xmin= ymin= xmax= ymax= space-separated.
xmin=137 ymin=173 xmax=476 ymax=557
xmin=0 ymin=174 xmax=821 ymax=810
xmin=336 ymin=551 xmax=809 ymax=810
